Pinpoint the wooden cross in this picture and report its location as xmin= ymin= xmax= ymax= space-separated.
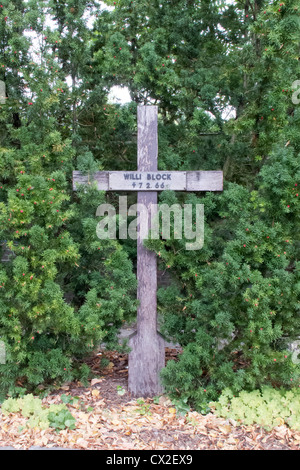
xmin=73 ymin=106 xmax=223 ymax=397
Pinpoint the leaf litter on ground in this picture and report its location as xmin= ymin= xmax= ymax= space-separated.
xmin=0 ymin=349 xmax=299 ymax=450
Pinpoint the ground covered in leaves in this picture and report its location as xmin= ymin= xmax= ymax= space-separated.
xmin=0 ymin=348 xmax=299 ymax=450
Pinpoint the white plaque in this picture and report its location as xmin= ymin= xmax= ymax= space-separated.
xmin=109 ymin=171 xmax=186 ymax=191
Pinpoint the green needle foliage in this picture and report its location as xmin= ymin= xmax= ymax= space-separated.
xmin=0 ymin=0 xmax=299 ymax=409
xmin=143 ymin=1 xmax=300 ymax=408
xmin=0 ymin=0 xmax=136 ymax=398
xmin=94 ymin=0 xmax=300 ymax=408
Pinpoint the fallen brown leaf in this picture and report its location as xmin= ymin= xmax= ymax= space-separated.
xmin=90 ymin=378 xmax=103 ymax=386
xmin=0 ymin=348 xmax=299 ymax=451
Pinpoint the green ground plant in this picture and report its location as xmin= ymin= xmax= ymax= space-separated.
xmin=210 ymin=386 xmax=300 ymax=431
xmin=1 ymin=394 xmax=76 ymax=432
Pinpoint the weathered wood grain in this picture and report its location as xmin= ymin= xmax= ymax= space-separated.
xmin=186 ymin=171 xmax=223 ymax=191
xmin=128 ymin=106 xmax=165 ymax=397
xmin=73 ymin=170 xmax=222 ymax=192
xmin=72 ymin=171 xmax=109 ymax=191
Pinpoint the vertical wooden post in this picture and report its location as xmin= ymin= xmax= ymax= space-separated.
xmin=73 ymin=106 xmax=223 ymax=396
xmin=128 ymin=106 xmax=165 ymax=397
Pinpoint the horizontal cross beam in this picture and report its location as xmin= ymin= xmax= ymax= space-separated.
xmin=73 ymin=170 xmax=223 ymax=192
